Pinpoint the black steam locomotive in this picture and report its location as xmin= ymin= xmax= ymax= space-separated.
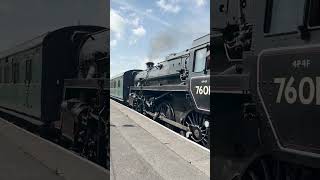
xmin=213 ymin=0 xmax=320 ymax=179
xmin=111 ymin=35 xmax=210 ymax=148
xmin=0 ymin=26 xmax=109 ymax=167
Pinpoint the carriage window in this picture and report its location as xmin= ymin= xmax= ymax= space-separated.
xmin=117 ymin=80 xmax=120 ymax=88
xmin=309 ymin=0 xmax=320 ymax=27
xmin=0 ymin=65 xmax=2 ymax=83
xmin=12 ymin=62 xmax=19 ymax=83
xmin=194 ymin=48 xmax=207 ymax=72
xmin=25 ymin=60 xmax=32 ymax=82
xmin=4 ymin=65 xmax=9 ymax=83
xmin=264 ymin=0 xmax=305 ymax=34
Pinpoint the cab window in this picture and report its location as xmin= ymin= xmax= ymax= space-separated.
xmin=12 ymin=62 xmax=19 ymax=83
xmin=4 ymin=59 xmax=10 ymax=83
xmin=193 ymin=48 xmax=207 ymax=72
xmin=0 ymin=63 xmax=2 ymax=83
xmin=0 ymin=67 xmax=2 ymax=83
xmin=25 ymin=59 xmax=32 ymax=82
xmin=264 ymin=0 xmax=305 ymax=34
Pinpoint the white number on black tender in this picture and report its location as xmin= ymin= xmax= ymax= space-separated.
xmin=274 ymin=76 xmax=320 ymax=105
xmin=195 ymin=86 xmax=210 ymax=95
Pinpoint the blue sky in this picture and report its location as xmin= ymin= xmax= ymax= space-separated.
xmin=110 ymin=0 xmax=209 ymax=77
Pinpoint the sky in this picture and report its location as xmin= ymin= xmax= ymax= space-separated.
xmin=0 ymin=0 xmax=108 ymax=52
xmin=110 ymin=0 xmax=210 ymax=77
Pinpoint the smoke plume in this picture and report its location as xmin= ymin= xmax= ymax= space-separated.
xmin=148 ymin=30 xmax=182 ymax=61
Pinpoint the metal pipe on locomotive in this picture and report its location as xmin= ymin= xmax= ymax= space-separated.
xmin=212 ymin=0 xmax=320 ymax=179
xmin=111 ymin=35 xmax=210 ymax=148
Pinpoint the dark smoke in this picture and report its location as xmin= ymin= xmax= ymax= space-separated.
xmin=148 ymin=30 xmax=182 ymax=60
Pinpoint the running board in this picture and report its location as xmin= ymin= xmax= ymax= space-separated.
xmin=145 ymin=111 xmax=189 ymax=131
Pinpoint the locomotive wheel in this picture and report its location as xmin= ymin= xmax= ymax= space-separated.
xmin=134 ymin=99 xmax=144 ymax=114
xmin=242 ymin=158 xmax=320 ymax=180
xmin=81 ymin=132 xmax=98 ymax=162
xmin=157 ymin=102 xmax=175 ymax=130
xmin=242 ymin=159 xmax=272 ymax=180
xmin=182 ymin=111 xmax=209 ymax=148
xmin=241 ymin=158 xmax=311 ymax=180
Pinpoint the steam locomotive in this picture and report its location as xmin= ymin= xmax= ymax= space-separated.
xmin=111 ymin=35 xmax=210 ymax=148
xmin=0 ymin=26 xmax=109 ymax=168
xmin=212 ymin=0 xmax=320 ymax=179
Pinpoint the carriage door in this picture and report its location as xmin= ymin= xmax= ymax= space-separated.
xmin=25 ymin=59 xmax=32 ymax=108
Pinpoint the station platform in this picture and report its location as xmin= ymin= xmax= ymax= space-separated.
xmin=0 ymin=118 xmax=109 ymax=180
xmin=110 ymin=100 xmax=210 ymax=180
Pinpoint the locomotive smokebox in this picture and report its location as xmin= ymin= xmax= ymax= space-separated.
xmin=146 ymin=62 xmax=154 ymax=70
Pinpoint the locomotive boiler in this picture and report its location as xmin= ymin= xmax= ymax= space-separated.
xmin=111 ymin=35 xmax=210 ymax=148
xmin=212 ymin=0 xmax=320 ymax=179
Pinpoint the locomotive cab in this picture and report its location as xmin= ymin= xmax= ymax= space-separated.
xmin=212 ymin=0 xmax=320 ymax=179
xmin=189 ymin=34 xmax=210 ymax=77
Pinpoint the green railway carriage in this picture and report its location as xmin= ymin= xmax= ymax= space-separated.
xmin=110 ymin=70 xmax=141 ymax=102
xmin=0 ymin=26 xmax=105 ymax=126
xmin=0 ymin=37 xmax=43 ymax=121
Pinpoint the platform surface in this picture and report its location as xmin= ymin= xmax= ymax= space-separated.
xmin=0 ymin=118 xmax=109 ymax=180
xmin=110 ymin=100 xmax=210 ymax=180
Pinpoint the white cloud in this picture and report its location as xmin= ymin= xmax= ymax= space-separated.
xmin=112 ymin=0 xmax=171 ymax=27
xmin=110 ymin=9 xmax=125 ymax=37
xmin=111 ymin=4 xmax=149 ymax=47
xmin=129 ymin=39 xmax=137 ymax=45
xmin=119 ymin=6 xmax=129 ymax=11
xmin=131 ymin=17 xmax=140 ymax=27
xmin=194 ymin=0 xmax=206 ymax=7
xmin=156 ymin=0 xmax=181 ymax=13
xmin=132 ymin=26 xmax=146 ymax=37
xmin=146 ymin=9 xmax=153 ymax=13
xmin=129 ymin=12 xmax=137 ymax=17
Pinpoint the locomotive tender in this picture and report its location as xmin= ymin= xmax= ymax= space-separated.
xmin=111 ymin=35 xmax=210 ymax=148
xmin=0 ymin=26 xmax=109 ymax=167
xmin=213 ymin=0 xmax=320 ymax=179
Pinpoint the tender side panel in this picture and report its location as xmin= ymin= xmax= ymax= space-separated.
xmin=189 ymin=75 xmax=210 ymax=112
xmin=258 ymin=46 xmax=320 ymax=154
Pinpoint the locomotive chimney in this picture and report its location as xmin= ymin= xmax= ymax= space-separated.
xmin=146 ymin=62 xmax=154 ymax=70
